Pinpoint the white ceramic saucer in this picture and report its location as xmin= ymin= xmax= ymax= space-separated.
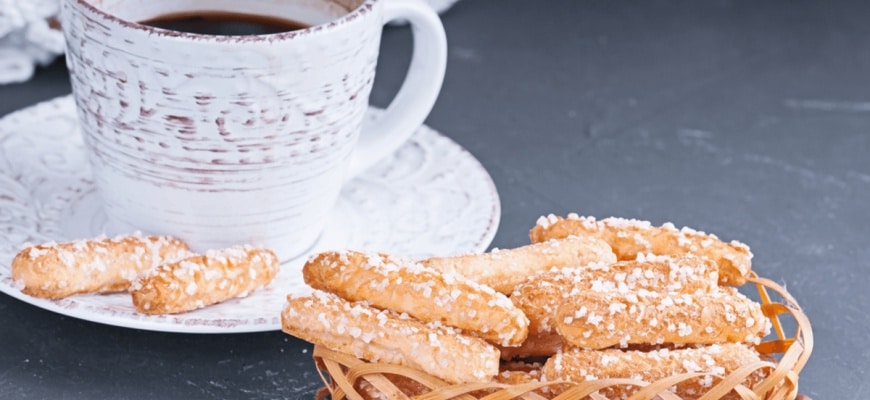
xmin=0 ymin=95 xmax=500 ymax=333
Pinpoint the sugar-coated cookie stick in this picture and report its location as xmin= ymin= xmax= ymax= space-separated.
xmin=11 ymin=234 xmax=190 ymax=299
xmin=511 ymin=255 xmax=719 ymax=335
xmin=530 ymin=214 xmax=752 ymax=286
xmin=419 ymin=236 xmax=617 ymax=294
xmin=282 ymin=290 xmax=500 ymax=384
xmin=542 ymin=344 xmax=769 ymax=400
xmin=495 ymin=361 xmax=564 ymax=400
xmin=130 ymin=246 xmax=279 ymax=314
xmin=303 ymin=250 xmax=528 ymax=347
xmin=495 ymin=361 xmax=546 ymax=385
xmin=555 ymin=287 xmax=769 ymax=349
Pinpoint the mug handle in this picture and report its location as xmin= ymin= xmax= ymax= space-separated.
xmin=345 ymin=0 xmax=448 ymax=177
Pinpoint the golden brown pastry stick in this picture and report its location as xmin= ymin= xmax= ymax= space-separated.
xmin=11 ymin=234 xmax=190 ymax=299
xmin=542 ymin=344 xmax=769 ymax=400
xmin=419 ymin=236 xmax=617 ymax=294
xmin=303 ymin=250 xmax=528 ymax=347
xmin=530 ymin=214 xmax=752 ymax=286
xmin=496 ymin=361 xmax=564 ymax=400
xmin=511 ymin=255 xmax=719 ymax=335
xmin=282 ymin=290 xmax=500 ymax=384
xmin=496 ymin=361 xmax=546 ymax=385
xmin=130 ymin=246 xmax=279 ymax=314
xmin=555 ymin=287 xmax=769 ymax=349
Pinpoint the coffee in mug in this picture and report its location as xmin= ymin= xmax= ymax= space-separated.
xmin=140 ymin=12 xmax=310 ymax=36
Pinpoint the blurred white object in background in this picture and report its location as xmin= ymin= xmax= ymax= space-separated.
xmin=0 ymin=0 xmax=64 ymax=84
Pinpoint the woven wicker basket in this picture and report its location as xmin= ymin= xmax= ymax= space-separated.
xmin=312 ymin=273 xmax=812 ymax=400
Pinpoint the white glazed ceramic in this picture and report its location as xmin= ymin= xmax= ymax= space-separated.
xmin=60 ymin=0 xmax=447 ymax=260
xmin=0 ymin=95 xmax=500 ymax=333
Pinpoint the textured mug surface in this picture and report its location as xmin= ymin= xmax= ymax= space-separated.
xmin=61 ymin=0 xmax=447 ymax=260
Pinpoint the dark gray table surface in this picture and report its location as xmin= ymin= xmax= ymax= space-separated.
xmin=1 ymin=0 xmax=866 ymax=398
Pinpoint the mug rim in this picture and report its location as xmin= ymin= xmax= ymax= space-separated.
xmin=70 ymin=0 xmax=377 ymax=41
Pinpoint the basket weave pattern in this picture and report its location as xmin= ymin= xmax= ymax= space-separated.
xmin=313 ymin=273 xmax=812 ymax=400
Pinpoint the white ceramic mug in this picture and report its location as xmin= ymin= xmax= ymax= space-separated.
xmin=61 ymin=0 xmax=447 ymax=260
